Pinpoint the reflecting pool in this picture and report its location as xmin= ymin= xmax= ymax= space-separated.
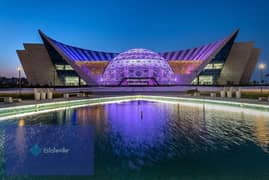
xmin=1 ymin=100 xmax=269 ymax=179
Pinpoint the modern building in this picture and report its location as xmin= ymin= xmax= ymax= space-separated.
xmin=17 ymin=29 xmax=260 ymax=86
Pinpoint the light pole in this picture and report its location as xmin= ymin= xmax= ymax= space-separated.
xmin=258 ymin=63 xmax=266 ymax=94
xmin=17 ymin=66 xmax=22 ymax=95
xmin=258 ymin=63 xmax=266 ymax=84
xmin=53 ymin=70 xmax=56 ymax=89
xmin=195 ymin=70 xmax=199 ymax=91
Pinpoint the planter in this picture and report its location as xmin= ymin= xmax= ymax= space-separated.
xmin=220 ymin=90 xmax=225 ymax=98
xmin=34 ymin=92 xmax=41 ymax=100
xmin=41 ymin=92 xmax=46 ymax=100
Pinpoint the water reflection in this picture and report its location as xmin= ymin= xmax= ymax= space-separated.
xmin=104 ymin=101 xmax=168 ymax=168
xmin=3 ymin=100 xmax=269 ymax=178
xmin=15 ymin=126 xmax=26 ymax=163
xmin=254 ymin=115 xmax=269 ymax=152
xmin=8 ymin=118 xmax=28 ymax=171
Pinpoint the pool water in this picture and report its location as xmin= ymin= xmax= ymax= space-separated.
xmin=1 ymin=100 xmax=269 ymax=179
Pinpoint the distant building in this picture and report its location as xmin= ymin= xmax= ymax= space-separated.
xmin=17 ymin=29 xmax=260 ymax=86
xmin=0 ymin=77 xmax=28 ymax=87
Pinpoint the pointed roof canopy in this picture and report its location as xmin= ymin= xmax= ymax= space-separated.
xmin=39 ymin=29 xmax=239 ymax=63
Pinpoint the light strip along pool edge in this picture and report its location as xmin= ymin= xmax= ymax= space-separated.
xmin=0 ymin=96 xmax=139 ymax=120
xmin=0 ymin=95 xmax=268 ymax=120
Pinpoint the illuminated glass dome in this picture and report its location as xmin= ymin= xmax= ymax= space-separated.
xmin=102 ymin=48 xmax=175 ymax=86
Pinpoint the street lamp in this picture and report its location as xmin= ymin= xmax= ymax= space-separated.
xmin=258 ymin=63 xmax=266 ymax=84
xmin=258 ymin=63 xmax=266 ymax=94
xmin=195 ymin=70 xmax=199 ymax=91
xmin=17 ymin=66 xmax=22 ymax=95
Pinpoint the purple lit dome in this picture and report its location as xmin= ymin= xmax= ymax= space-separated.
xmin=102 ymin=48 xmax=176 ymax=86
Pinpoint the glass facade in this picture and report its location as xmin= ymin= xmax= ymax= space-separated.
xmin=198 ymin=32 xmax=238 ymax=85
xmin=42 ymin=35 xmax=85 ymax=86
xmin=65 ymin=77 xmax=79 ymax=86
xmin=192 ymin=75 xmax=213 ymax=85
xmin=204 ymin=63 xmax=224 ymax=70
xmin=55 ymin=65 xmax=73 ymax=71
xmin=64 ymin=77 xmax=86 ymax=86
xmin=55 ymin=65 xmax=65 ymax=70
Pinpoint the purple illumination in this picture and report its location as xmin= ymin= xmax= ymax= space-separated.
xmin=45 ymin=36 xmax=118 ymax=62
xmin=106 ymin=101 xmax=167 ymax=159
xmin=102 ymin=49 xmax=176 ymax=86
xmin=160 ymin=39 xmax=226 ymax=61
xmin=113 ymin=48 xmax=165 ymax=61
xmin=39 ymin=30 xmax=237 ymax=86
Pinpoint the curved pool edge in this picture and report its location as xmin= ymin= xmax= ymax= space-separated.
xmin=0 ymin=95 xmax=269 ymax=120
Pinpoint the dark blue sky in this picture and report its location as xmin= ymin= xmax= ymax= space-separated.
xmin=0 ymin=0 xmax=268 ymax=80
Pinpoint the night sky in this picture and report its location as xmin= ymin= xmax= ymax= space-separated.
xmin=0 ymin=0 xmax=268 ymax=80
